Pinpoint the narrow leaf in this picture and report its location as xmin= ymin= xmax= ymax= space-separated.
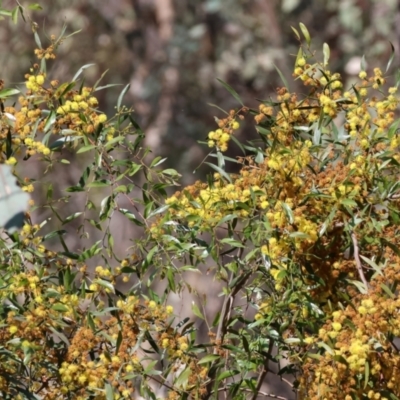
xmin=204 ymin=162 xmax=232 ymax=183
xmin=274 ymin=64 xmax=289 ymax=90
xmin=386 ymin=42 xmax=396 ymax=73
xmin=299 ymin=22 xmax=311 ymax=46
xmin=216 ymin=78 xmax=243 ymax=106
xmin=0 ymin=88 xmax=19 ymax=99
xmin=323 ymin=43 xmax=330 ymax=66
xmin=117 ymin=83 xmax=131 ymax=111
xmin=72 ymin=63 xmax=96 ymax=82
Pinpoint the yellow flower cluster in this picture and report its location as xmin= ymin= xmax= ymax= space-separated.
xmin=0 ymin=256 xmax=203 ymax=399
xmin=160 ymin=40 xmax=400 ymax=400
xmin=254 ymin=298 xmax=273 ymax=320
xmin=0 ymin=46 xmax=115 ymax=165
xmin=261 ymin=237 xmax=289 ymax=262
xmin=165 ymin=180 xmax=270 ymax=227
xmin=301 ymin=260 xmax=400 ymax=399
xmin=55 ymin=89 xmax=108 ymax=136
xmin=207 ymin=109 xmax=243 ymax=152
xmin=293 ymin=54 xmax=342 ymax=91
xmin=319 ymin=93 xmax=338 ymax=117
xmin=25 ymin=73 xmax=46 ymax=92
xmin=34 ymin=43 xmax=57 ymax=60
xmin=1 ymin=53 xmax=114 ymax=167
xmin=24 ymin=137 xmax=51 ymax=156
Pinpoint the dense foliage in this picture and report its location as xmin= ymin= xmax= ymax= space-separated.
xmin=1 ymin=4 xmax=400 ymax=400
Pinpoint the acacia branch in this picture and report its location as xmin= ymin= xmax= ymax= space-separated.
xmin=351 ymin=232 xmax=369 ymax=290
xmin=204 ymin=270 xmax=252 ymax=399
xmin=145 ymin=373 xmax=176 ymax=392
xmin=250 ymin=339 xmax=274 ymax=400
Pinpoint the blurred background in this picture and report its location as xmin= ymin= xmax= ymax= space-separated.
xmin=1 ymin=0 xmax=400 ymax=184
xmin=1 ymin=1 xmax=400 ymax=397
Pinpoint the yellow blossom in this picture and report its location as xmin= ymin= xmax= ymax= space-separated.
xmin=5 ymin=157 xmax=17 ymax=165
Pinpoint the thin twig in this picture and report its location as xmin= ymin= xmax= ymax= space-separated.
xmin=280 ymin=377 xmax=294 ymax=388
xmin=204 ymin=270 xmax=251 ymax=399
xmin=351 ymin=232 xmax=369 ymax=291
xmin=145 ymin=373 xmax=176 ymax=392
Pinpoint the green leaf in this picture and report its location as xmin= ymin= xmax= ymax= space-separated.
xmin=204 ymin=162 xmax=232 ymax=183
xmin=217 ymin=214 xmax=237 ymax=226
xmin=162 ymin=168 xmax=181 ymax=177
xmin=150 ymin=156 xmax=167 ymax=168
xmin=323 ymin=43 xmax=330 ymax=66
xmin=306 ymin=352 xmax=322 ymax=360
xmin=55 ymin=82 xmax=75 ymax=99
xmin=52 ymin=303 xmax=69 ymax=312
xmin=216 ymin=78 xmax=244 ymax=106
xmin=198 ymin=354 xmax=220 ymax=364
xmin=44 ymin=110 xmax=56 ymax=133
xmin=217 ymin=151 xmax=225 ymax=169
xmin=48 ymin=326 xmax=70 ymax=345
xmin=11 ymin=6 xmax=18 ymax=24
xmin=319 ymin=206 xmax=337 ymax=236
xmin=346 ymin=279 xmax=368 ymax=294
xmin=93 ymin=68 xmax=109 ymax=90
xmin=217 ymin=369 xmax=239 ymax=382
xmin=299 ymin=22 xmax=311 ymax=46
xmin=0 ymin=9 xmax=12 ymax=17
xmin=364 ymin=360 xmax=370 ymax=389
xmin=49 ymin=136 xmax=82 ymax=150
xmin=128 ymin=163 xmax=141 ymax=176
xmin=291 ymin=26 xmax=300 ymax=40
xmin=99 ymin=195 xmax=113 ymax=221
xmin=255 ymin=150 xmax=264 ymax=164
xmin=220 ymin=238 xmax=244 ymax=248
xmin=148 ymin=204 xmax=169 ymax=219
xmin=340 ymin=198 xmax=357 ymax=207
xmin=207 ymin=102 xmax=229 ymax=115
xmin=192 ymin=302 xmax=204 ymax=320
xmin=317 ymin=341 xmax=334 ymax=355
xmin=62 ymin=212 xmax=83 ymax=225
xmin=381 ymin=283 xmax=395 ymax=299
xmin=95 ymin=279 xmax=115 ymax=294
xmin=294 ymin=47 xmax=303 ymax=66
xmin=386 ymin=42 xmax=395 ymax=73
xmin=28 ymin=3 xmax=43 ymax=10
xmin=359 ymin=255 xmax=383 ymax=276
xmin=167 ymin=269 xmax=176 ymax=292
xmin=174 ymin=366 xmax=191 ymax=389
xmin=117 ymin=83 xmax=130 ymax=111
xmin=77 ymin=144 xmax=96 ymax=154
xmin=105 ymin=382 xmax=114 ymax=400
xmin=118 ymin=208 xmax=144 ymax=226
xmin=281 ymin=202 xmax=294 ymax=224
xmin=87 ymin=181 xmax=111 ymax=188
xmin=104 ymin=135 xmax=124 ymax=149
xmin=0 ymin=88 xmax=19 ymax=98
xmin=360 ymin=55 xmax=367 ymax=72
xmin=72 ymin=63 xmax=96 ymax=82
xmin=274 ymin=64 xmax=289 ymax=90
